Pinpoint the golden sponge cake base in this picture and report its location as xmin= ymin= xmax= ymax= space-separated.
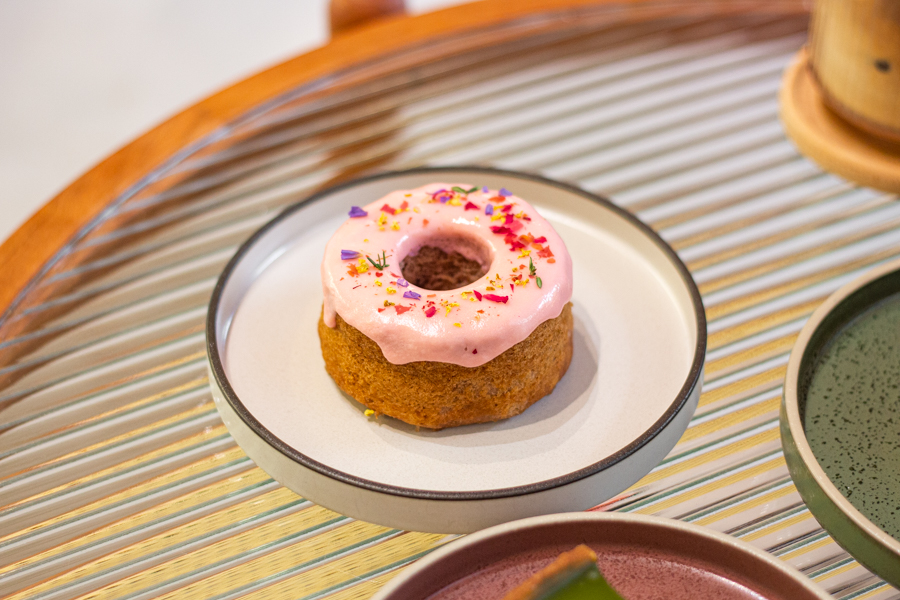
xmin=318 ymin=302 xmax=573 ymax=429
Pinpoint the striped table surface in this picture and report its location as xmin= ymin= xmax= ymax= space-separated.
xmin=1 ymin=4 xmax=898 ymax=600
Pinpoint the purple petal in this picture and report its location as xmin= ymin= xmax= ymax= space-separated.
xmin=348 ymin=206 xmax=368 ymax=218
xmin=396 ymin=278 xmax=409 ymax=287
xmin=341 ymin=250 xmax=360 ymax=260
xmin=485 ymin=204 xmax=493 ymax=215
xmin=403 ymin=290 xmax=421 ymax=300
xmin=482 ymin=186 xmax=489 ymax=193
xmin=499 ymin=187 xmax=512 ymax=197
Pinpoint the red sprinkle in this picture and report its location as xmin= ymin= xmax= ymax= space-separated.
xmin=400 ymin=200 xmax=409 ymax=210
xmin=472 ymin=349 xmax=478 ymax=354
xmin=533 ymin=236 xmax=547 ymax=243
xmin=483 ymin=294 xmax=509 ymax=303
xmin=378 ymin=308 xmax=385 ymax=312
xmin=507 ymin=220 xmax=524 ymax=232
xmin=375 ymin=271 xmax=383 ymax=277
xmin=508 ymin=240 xmax=526 ymax=250
xmin=391 ymin=272 xmax=401 ymax=278
xmin=537 ymin=246 xmax=554 ymax=258
xmin=381 ymin=204 xmax=396 ymax=215
xmin=425 ymin=306 xmax=437 ymax=318
xmin=395 ymin=305 xmax=412 ymax=314
xmin=490 ymin=226 xmax=511 ymax=235
xmin=464 ymin=201 xmax=478 ymax=211
xmin=504 ymin=214 xmax=514 ymax=224
xmin=473 ymin=289 xmax=483 ymax=301
xmin=501 ymin=204 xmax=513 ymax=213
xmin=423 ymin=219 xmax=430 ymax=227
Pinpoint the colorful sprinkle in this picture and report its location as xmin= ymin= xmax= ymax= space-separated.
xmin=391 ymin=221 xmax=400 ymax=230
xmin=454 ymin=323 xmax=461 ymax=328
xmin=341 ymin=249 xmax=360 ymax=260
xmin=482 ymin=186 xmax=489 ymax=193
xmin=395 ymin=305 xmax=412 ymax=314
xmin=348 ymin=206 xmax=368 ymax=218
xmin=499 ymin=187 xmax=512 ymax=197
xmin=473 ymin=348 xmax=478 ymax=354
xmin=396 ymin=278 xmax=409 ymax=287
xmin=484 ymin=294 xmax=509 ymax=303
xmin=464 ymin=201 xmax=478 ymax=211
xmin=403 ymin=290 xmax=421 ymax=300
xmin=381 ymin=204 xmax=397 ymax=215
xmin=374 ymin=281 xmax=382 ymax=287
xmin=473 ymin=289 xmax=483 ymax=301
xmin=386 ymin=287 xmax=396 ymax=294
xmin=485 ymin=204 xmax=494 ymax=216
xmin=425 ymin=306 xmax=437 ymax=318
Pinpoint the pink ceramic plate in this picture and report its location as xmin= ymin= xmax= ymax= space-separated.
xmin=372 ymin=513 xmax=831 ymax=600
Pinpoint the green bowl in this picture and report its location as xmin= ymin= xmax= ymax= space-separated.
xmin=782 ymin=259 xmax=900 ymax=587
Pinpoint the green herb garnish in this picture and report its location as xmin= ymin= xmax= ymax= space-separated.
xmin=529 ymin=257 xmax=537 ymax=277
xmin=367 ymin=250 xmax=390 ymax=270
xmin=536 ymin=276 xmax=543 ymax=288
xmin=451 ymin=186 xmax=479 ymax=194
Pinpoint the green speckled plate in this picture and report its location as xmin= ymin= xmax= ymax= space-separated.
xmin=782 ymin=258 xmax=900 ymax=587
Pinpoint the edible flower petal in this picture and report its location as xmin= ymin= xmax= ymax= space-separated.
xmin=483 ymin=294 xmax=509 ymax=303
xmin=348 ymin=206 xmax=368 ymax=218
xmin=396 ymin=278 xmax=409 ymax=287
xmin=341 ymin=250 xmax=360 ymax=260
xmin=499 ymin=187 xmax=512 ymax=197
xmin=403 ymin=290 xmax=421 ymax=300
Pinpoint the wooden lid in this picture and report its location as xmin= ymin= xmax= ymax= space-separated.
xmin=780 ymin=47 xmax=900 ymax=194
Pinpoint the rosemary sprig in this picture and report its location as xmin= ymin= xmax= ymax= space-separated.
xmin=367 ymin=250 xmax=390 ymax=270
xmin=451 ymin=186 xmax=479 ymax=194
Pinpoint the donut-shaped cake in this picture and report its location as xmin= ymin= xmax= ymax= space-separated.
xmin=318 ymin=183 xmax=573 ymax=429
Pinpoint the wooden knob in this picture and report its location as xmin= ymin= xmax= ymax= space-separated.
xmin=330 ymin=0 xmax=406 ymax=36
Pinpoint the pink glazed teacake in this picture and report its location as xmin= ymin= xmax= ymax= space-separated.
xmin=321 ymin=183 xmax=573 ymax=367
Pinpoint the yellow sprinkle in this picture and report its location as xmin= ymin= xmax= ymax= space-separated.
xmin=375 ymin=280 xmax=382 ymax=286
xmin=363 ymin=238 xmax=369 ymax=242
xmin=386 ymin=287 xmax=396 ymax=294
xmin=448 ymin=198 xmax=462 ymax=206
xmin=391 ymin=221 xmax=400 ymax=230
xmin=405 ymin=193 xmax=412 ymax=197
xmin=364 ymin=409 xmax=375 ymax=417
xmin=356 ymin=259 xmax=369 ymax=273
xmin=414 ymin=207 xmax=420 ymax=213
xmin=515 ymin=211 xmax=525 ymax=218
xmin=378 ymin=213 xmax=387 ymax=225
xmin=454 ymin=323 xmax=461 ymax=328
xmin=475 ymin=217 xmax=479 ymax=221
xmin=379 ymin=226 xmax=385 ymax=231
xmin=512 ymin=267 xmax=518 ymax=272
xmin=515 ymin=278 xmax=529 ymax=286
xmin=460 ymin=291 xmax=470 ymax=298
xmin=518 ymin=249 xmax=531 ymax=258
xmin=486 ymin=286 xmax=495 ymax=291
xmin=491 ymin=213 xmax=505 ymax=221
xmin=384 ymin=300 xmax=395 ymax=307
xmin=470 ymin=297 xmax=476 ymax=302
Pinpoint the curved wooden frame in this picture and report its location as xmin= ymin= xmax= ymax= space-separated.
xmin=0 ymin=0 xmax=805 ymax=325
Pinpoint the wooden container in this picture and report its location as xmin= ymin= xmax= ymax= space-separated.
xmin=808 ymin=0 xmax=900 ymax=142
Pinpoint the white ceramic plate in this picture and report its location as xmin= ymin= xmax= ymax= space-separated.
xmin=207 ymin=167 xmax=706 ymax=534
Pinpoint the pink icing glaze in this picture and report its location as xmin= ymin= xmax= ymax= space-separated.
xmin=321 ymin=183 xmax=573 ymax=367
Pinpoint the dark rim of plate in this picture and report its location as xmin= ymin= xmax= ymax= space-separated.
xmin=206 ymin=166 xmax=707 ymax=501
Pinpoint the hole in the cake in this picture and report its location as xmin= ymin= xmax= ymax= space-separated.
xmin=400 ymin=236 xmax=490 ymax=291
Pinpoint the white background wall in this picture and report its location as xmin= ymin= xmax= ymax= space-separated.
xmin=0 ymin=0 xmax=464 ymax=244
